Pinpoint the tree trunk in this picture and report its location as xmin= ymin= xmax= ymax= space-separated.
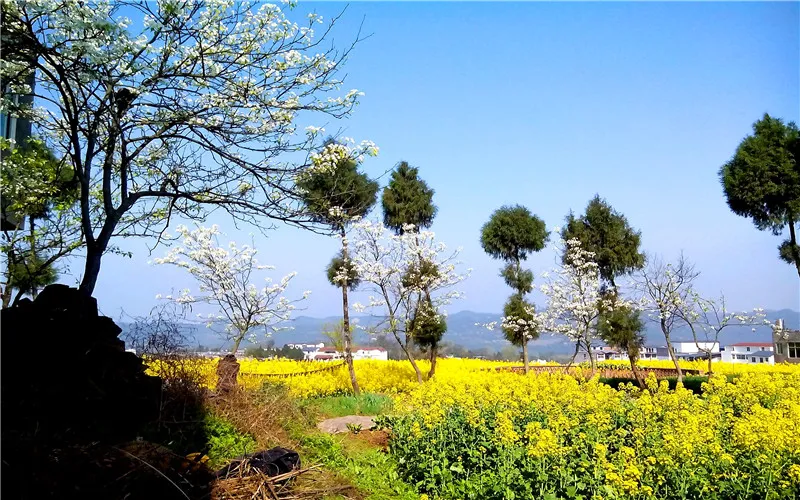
xmin=2 ymin=250 xmax=13 ymax=308
xmin=428 ymin=344 xmax=437 ymax=379
xmin=565 ymin=340 xmax=581 ymax=372
xmin=396 ymin=330 xmax=423 ymax=384
xmin=28 ymin=216 xmax=38 ymax=299
xmin=1 ymin=283 xmax=12 ymax=308
xmin=661 ymin=319 xmax=683 ymax=382
xmin=587 ymin=339 xmax=597 ymax=377
xmin=707 ymin=351 xmax=713 ymax=376
xmin=629 ymin=354 xmax=645 ymax=389
xmin=231 ymin=335 xmax=243 ymax=356
xmin=341 ymin=231 xmax=360 ymax=395
xmin=522 ymin=341 xmax=530 ymax=374
xmin=788 ymin=216 xmax=800 ymax=278
xmin=80 ymin=244 xmax=103 ymax=295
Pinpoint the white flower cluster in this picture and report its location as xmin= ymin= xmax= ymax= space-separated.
xmin=153 ymin=224 xmax=307 ymax=344
xmin=348 ymin=219 xmax=470 ymax=337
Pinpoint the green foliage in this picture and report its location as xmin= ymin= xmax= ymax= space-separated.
xmin=299 ymin=432 xmax=418 ymax=499
xmin=499 ymin=263 xmax=533 ymax=295
xmin=382 ymin=161 xmax=437 ymax=234
xmin=502 ymin=294 xmax=539 ymax=346
xmin=480 ymin=205 xmax=549 ymax=264
xmin=599 ymin=376 xmax=709 ymax=395
xmin=323 ymin=320 xmax=347 ymax=353
xmin=596 ymin=297 xmax=645 ymax=361
xmin=7 ymin=250 xmax=58 ymax=293
xmin=400 ymin=258 xmax=440 ymax=291
xmin=561 ymin=195 xmax=644 ymax=288
xmin=346 ymin=422 xmax=363 ymax=434
xmin=301 ymin=393 xmax=394 ymax=419
xmin=297 ymin=142 xmax=379 ymax=230
xmin=327 ymin=251 xmax=360 ymax=290
xmin=203 ymin=414 xmax=258 ymax=469
xmin=243 ymin=344 xmax=304 ymax=360
xmin=0 ymin=137 xmax=77 ymax=217
xmin=719 ymin=114 xmax=800 ymax=270
xmin=408 ymin=298 xmax=447 ymax=350
xmin=720 ymin=114 xmax=800 ymax=234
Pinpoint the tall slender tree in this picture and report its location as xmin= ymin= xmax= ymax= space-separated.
xmin=561 ymin=195 xmax=645 ymax=292
xmin=298 ymin=141 xmax=378 ymax=395
xmin=480 ymin=205 xmax=549 ymax=373
xmin=381 ymin=161 xmax=443 ymax=377
xmin=719 ymin=114 xmax=800 ymax=278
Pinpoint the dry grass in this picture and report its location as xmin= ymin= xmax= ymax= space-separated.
xmin=207 ymin=385 xmax=363 ymax=500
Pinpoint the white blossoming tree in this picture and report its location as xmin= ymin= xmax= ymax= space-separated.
xmin=153 ymin=225 xmax=307 ymax=355
xmin=538 ymin=236 xmax=616 ymax=374
xmin=349 ymin=219 xmax=469 ymax=383
xmin=635 ymin=253 xmax=699 ymax=382
xmin=1 ymin=0 xmax=376 ymax=293
xmin=676 ymin=293 xmax=768 ymax=375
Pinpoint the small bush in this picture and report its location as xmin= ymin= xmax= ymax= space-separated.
xmin=203 ymin=414 xmax=257 ymax=469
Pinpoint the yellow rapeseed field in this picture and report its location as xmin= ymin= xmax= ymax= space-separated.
xmin=146 ymin=356 xmax=800 ymax=398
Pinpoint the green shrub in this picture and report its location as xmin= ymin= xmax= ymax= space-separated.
xmin=203 ymin=414 xmax=257 ymax=468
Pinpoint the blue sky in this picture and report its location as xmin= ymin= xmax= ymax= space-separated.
xmin=75 ymin=1 xmax=799 ymax=319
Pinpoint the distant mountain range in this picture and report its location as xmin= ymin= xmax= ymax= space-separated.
xmin=120 ymin=309 xmax=800 ymax=358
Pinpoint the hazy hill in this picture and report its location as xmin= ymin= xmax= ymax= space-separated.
xmin=120 ymin=308 xmax=799 ymax=357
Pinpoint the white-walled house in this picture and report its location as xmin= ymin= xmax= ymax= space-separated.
xmin=302 ymin=345 xmax=388 ymax=362
xmin=672 ymin=341 xmax=720 ymax=354
xmin=352 ymin=346 xmax=389 ymax=361
xmin=721 ymin=342 xmax=775 ymax=365
xmin=584 ymin=345 xmax=670 ymax=362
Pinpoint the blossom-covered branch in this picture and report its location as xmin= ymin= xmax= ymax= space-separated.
xmin=153 ymin=224 xmax=307 ymax=354
xmin=1 ymin=0 xmax=376 ymax=292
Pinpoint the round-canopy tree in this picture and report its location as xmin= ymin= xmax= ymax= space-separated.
xmin=719 ymin=114 xmax=800 ymax=278
xmin=480 ymin=205 xmax=548 ymax=373
xmin=297 ymin=141 xmax=378 ymax=395
xmin=561 ymin=195 xmax=644 ymax=291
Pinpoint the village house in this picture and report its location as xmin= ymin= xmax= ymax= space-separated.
xmin=773 ymin=319 xmax=800 ymax=364
xmin=298 ymin=345 xmax=389 ymax=362
xmin=720 ymin=342 xmax=775 ymax=365
xmin=584 ymin=345 xmax=671 ymax=362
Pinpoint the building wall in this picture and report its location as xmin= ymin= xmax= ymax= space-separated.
xmin=774 ymin=329 xmax=800 ymax=364
xmin=673 ymin=342 xmax=719 ymax=354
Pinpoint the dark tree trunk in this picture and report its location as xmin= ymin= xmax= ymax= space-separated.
xmin=661 ymin=319 xmax=683 ymax=382
xmin=397 ymin=331 xmax=423 ymax=384
xmin=341 ymin=230 xmax=360 ymax=395
xmin=789 ymin=216 xmax=800 ymax=278
xmin=522 ymin=341 xmax=530 ymax=374
xmin=29 ymin=215 xmax=38 ymax=299
xmin=80 ymin=244 xmax=103 ymax=295
xmin=565 ymin=340 xmax=581 ymax=372
xmin=586 ymin=338 xmax=597 ymax=377
xmin=428 ymin=344 xmax=438 ymax=379
xmin=2 ymin=250 xmax=13 ymax=308
xmin=629 ymin=354 xmax=645 ymax=389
